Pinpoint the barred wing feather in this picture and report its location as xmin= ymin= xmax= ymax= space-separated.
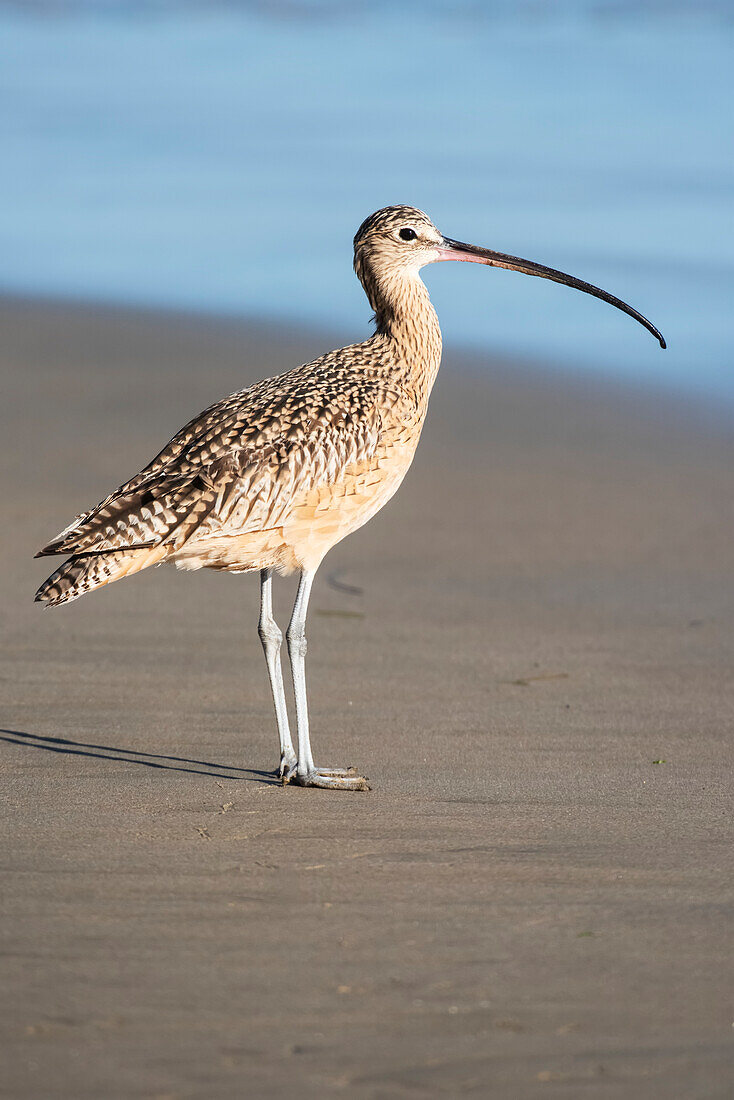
xmin=36 ymin=365 xmax=383 ymax=561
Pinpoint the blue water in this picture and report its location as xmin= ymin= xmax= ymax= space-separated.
xmin=1 ymin=2 xmax=733 ymax=401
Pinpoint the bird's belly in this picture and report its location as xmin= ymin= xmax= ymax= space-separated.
xmin=282 ymin=441 xmax=415 ymax=572
xmin=169 ymin=432 xmax=420 ymax=576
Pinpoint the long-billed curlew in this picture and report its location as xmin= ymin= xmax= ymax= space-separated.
xmin=35 ymin=206 xmax=665 ymax=790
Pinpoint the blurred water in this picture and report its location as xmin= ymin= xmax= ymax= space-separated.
xmin=1 ymin=2 xmax=733 ymax=401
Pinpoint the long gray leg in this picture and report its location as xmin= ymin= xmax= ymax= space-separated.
xmin=286 ymin=568 xmax=369 ymax=791
xmin=258 ymin=569 xmax=297 ymax=781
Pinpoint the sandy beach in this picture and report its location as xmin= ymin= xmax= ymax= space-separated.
xmin=2 ymin=297 xmax=732 ymax=1098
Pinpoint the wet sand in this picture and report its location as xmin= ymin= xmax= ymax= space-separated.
xmin=2 ymin=297 xmax=732 ymax=1098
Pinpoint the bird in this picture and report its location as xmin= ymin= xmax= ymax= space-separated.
xmin=35 ymin=205 xmax=665 ymax=790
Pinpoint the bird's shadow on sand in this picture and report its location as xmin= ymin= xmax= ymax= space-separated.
xmin=0 ymin=729 xmax=279 ymax=784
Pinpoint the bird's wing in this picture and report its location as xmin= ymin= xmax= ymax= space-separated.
xmin=36 ymin=355 xmax=385 ymax=558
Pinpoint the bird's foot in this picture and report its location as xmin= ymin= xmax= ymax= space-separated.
xmin=293 ymin=767 xmax=370 ymax=791
xmin=278 ymin=749 xmax=298 ymax=784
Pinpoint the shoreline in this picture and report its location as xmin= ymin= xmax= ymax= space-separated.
xmin=2 ymin=289 xmax=730 ymax=435
xmin=2 ymin=294 xmax=732 ymax=1098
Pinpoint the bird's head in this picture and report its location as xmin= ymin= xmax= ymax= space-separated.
xmin=353 ymin=205 xmax=666 ymax=348
xmin=353 ymin=205 xmax=444 ymax=283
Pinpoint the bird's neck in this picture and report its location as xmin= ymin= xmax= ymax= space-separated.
xmin=367 ymin=269 xmax=443 ymax=397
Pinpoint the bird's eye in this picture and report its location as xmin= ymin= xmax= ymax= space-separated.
xmin=399 ymin=227 xmax=417 ymax=241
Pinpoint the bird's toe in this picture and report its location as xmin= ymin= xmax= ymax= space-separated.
xmin=278 ymin=750 xmax=298 ymax=784
xmin=293 ymin=768 xmax=370 ymax=791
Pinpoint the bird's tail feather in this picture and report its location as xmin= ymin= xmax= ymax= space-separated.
xmin=35 ymin=546 xmax=167 ymax=607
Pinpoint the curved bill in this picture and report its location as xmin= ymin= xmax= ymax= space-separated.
xmin=436 ymin=237 xmax=666 ymax=349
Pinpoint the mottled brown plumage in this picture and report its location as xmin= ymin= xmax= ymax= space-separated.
xmin=35 ymin=205 xmax=664 ymax=788
xmin=36 ymin=207 xmax=443 ymax=607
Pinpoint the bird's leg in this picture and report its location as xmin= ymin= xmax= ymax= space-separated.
xmin=286 ymin=569 xmax=370 ymax=791
xmin=258 ymin=569 xmax=297 ymax=781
